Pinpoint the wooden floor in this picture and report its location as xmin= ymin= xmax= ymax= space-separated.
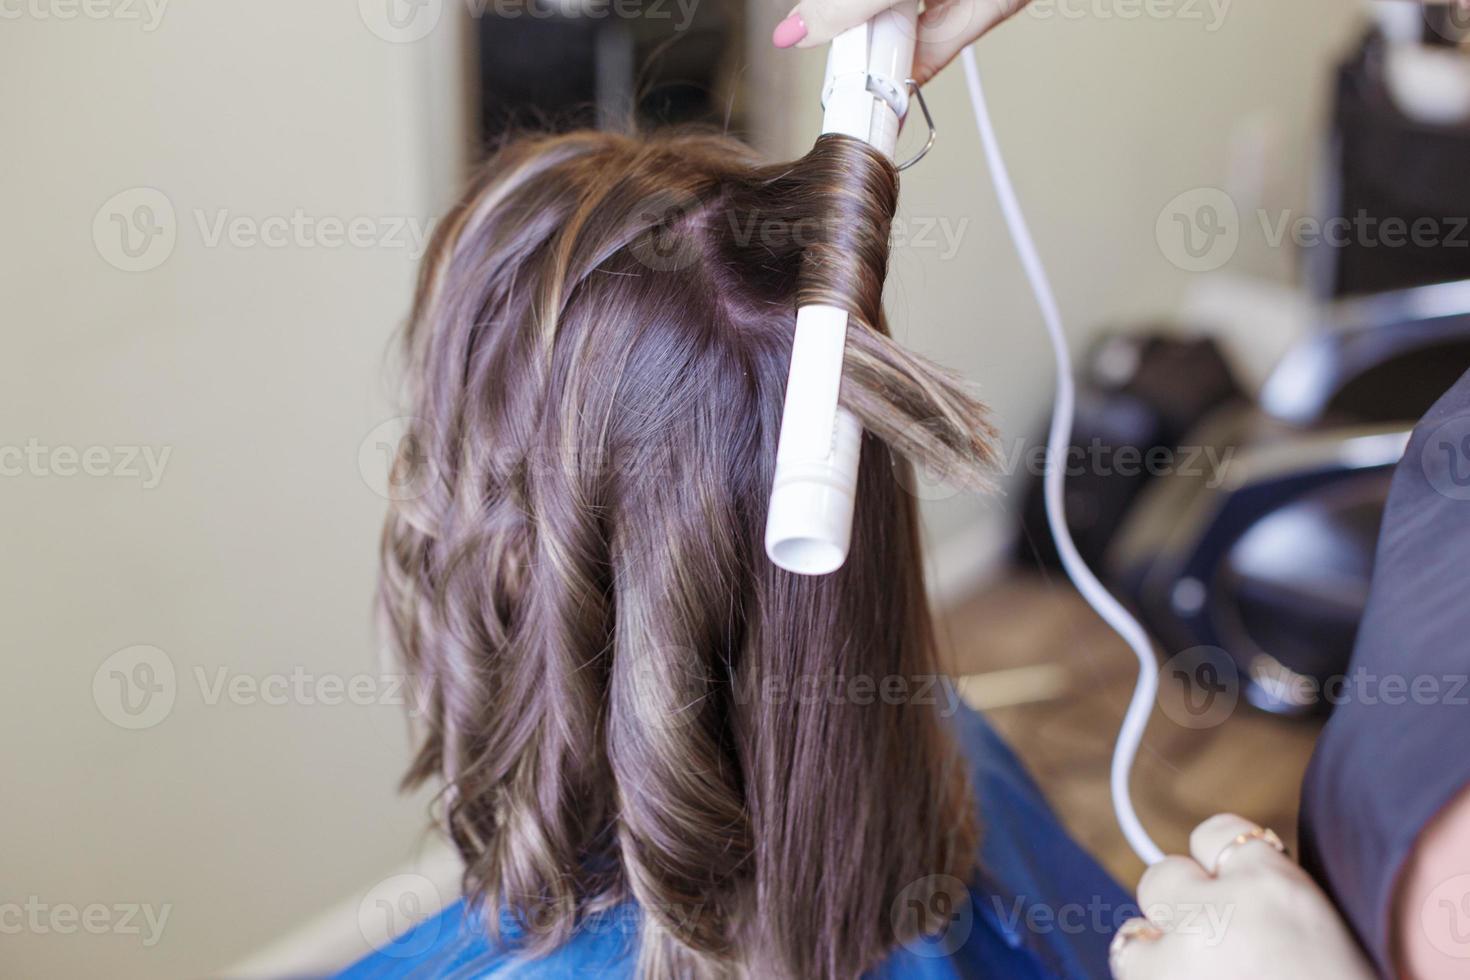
xmin=937 ymin=573 xmax=1324 ymax=886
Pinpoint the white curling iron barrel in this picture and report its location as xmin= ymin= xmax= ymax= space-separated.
xmin=765 ymin=2 xmax=919 ymax=575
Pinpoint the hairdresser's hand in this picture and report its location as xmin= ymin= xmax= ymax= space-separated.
xmin=771 ymin=0 xmax=1031 ymax=85
xmin=1110 ymin=814 xmax=1375 ymax=980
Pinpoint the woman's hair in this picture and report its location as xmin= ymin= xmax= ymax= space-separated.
xmin=378 ymin=127 xmax=997 ymax=978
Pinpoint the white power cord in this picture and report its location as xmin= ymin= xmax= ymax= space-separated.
xmin=959 ymin=46 xmax=1165 ymax=866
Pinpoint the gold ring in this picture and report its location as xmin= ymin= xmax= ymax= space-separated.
xmin=1108 ymin=917 xmax=1163 ymax=977
xmin=1213 ymin=826 xmax=1286 ymax=874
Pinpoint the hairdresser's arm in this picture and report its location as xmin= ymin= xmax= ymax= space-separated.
xmin=1295 ymin=369 xmax=1470 ymax=976
xmin=772 ymin=0 xmax=1031 ymax=84
xmin=1110 ymin=814 xmax=1374 ymax=980
xmin=1394 ymin=783 xmax=1470 ymax=978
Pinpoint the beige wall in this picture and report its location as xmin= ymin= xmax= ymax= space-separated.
xmin=1 ymin=3 xmax=466 ymax=977
xmin=1 ymin=2 xmax=1363 ymax=977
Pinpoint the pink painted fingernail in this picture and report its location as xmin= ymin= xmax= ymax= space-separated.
xmin=772 ymin=12 xmax=807 ymax=48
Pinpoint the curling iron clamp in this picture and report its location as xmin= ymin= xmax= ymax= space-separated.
xmin=765 ymin=1 xmax=935 ymax=575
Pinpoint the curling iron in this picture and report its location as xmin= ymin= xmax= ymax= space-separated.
xmin=764 ymin=19 xmax=1166 ymax=867
xmin=764 ymin=1 xmax=923 ymax=576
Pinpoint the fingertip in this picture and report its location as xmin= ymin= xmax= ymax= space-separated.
xmin=772 ymin=11 xmax=808 ymax=48
xmin=908 ymin=55 xmax=942 ymax=89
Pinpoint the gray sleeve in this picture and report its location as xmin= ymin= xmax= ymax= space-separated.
xmin=1298 ymin=368 xmax=1470 ymax=976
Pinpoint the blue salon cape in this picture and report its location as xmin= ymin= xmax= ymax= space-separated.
xmin=341 ymin=703 xmax=1131 ymax=979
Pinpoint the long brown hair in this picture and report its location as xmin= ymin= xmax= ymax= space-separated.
xmin=379 ymin=127 xmax=997 ymax=978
